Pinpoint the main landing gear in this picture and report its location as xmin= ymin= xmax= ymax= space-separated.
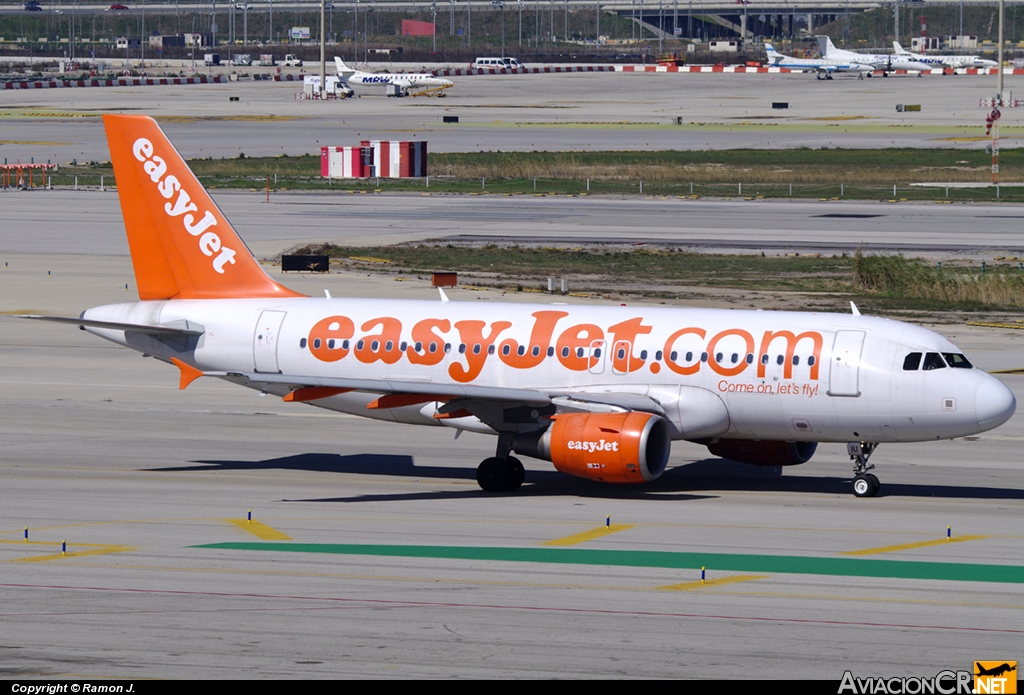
xmin=476 ymin=433 xmax=525 ymax=492
xmin=848 ymin=441 xmax=880 ymax=497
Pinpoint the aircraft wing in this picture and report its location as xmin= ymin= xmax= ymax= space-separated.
xmin=205 ymin=370 xmax=667 ymax=427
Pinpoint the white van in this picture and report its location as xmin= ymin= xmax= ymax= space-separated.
xmin=473 ymin=57 xmax=523 ymax=70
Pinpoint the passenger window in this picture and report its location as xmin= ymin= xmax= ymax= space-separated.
xmin=300 ymin=338 xmax=307 ymax=348
xmin=922 ymin=352 xmax=946 ymax=370
xmin=532 ymin=346 xmax=540 ymax=357
xmin=942 ymin=353 xmax=973 ymax=369
xmin=903 ymin=352 xmax=922 ymax=370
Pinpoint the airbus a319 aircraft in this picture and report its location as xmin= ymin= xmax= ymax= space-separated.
xmin=335 ymin=57 xmax=453 ymax=96
xmin=24 ymin=116 xmax=1016 ymax=497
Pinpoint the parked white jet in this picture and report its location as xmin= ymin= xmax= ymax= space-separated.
xmin=818 ymin=36 xmax=933 ymax=74
xmin=335 ymin=57 xmax=453 ymax=96
xmin=765 ymin=42 xmax=874 ymax=79
xmin=893 ymin=41 xmax=998 ymax=70
xmin=21 ymin=116 xmax=1017 ymax=498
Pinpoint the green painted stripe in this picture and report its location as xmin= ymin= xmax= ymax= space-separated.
xmin=194 ymin=543 xmax=1024 ymax=584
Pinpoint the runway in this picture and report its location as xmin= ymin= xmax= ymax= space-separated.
xmin=3 ymin=190 xmax=1024 ymax=260
xmin=0 ymin=68 xmax=1021 ymax=163
xmin=1 ymin=68 xmax=1022 ymax=679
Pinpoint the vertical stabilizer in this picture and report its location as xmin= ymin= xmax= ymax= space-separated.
xmin=104 ymin=115 xmax=305 ymax=300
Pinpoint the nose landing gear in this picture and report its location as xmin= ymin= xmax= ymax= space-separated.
xmin=848 ymin=441 xmax=880 ymax=497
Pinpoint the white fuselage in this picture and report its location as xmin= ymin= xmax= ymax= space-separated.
xmin=345 ymin=71 xmax=453 ymax=90
xmin=81 ymin=298 xmax=1016 ymax=445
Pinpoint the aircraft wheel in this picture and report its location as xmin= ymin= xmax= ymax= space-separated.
xmin=866 ymin=473 xmax=881 ymax=496
xmin=477 ymin=457 xmax=507 ymax=492
xmin=506 ymin=456 xmax=525 ymax=491
xmin=852 ymin=475 xmax=878 ymax=498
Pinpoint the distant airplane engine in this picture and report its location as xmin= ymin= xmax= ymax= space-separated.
xmin=514 ymin=411 xmax=671 ymax=483
xmin=706 ymin=439 xmax=817 ymax=466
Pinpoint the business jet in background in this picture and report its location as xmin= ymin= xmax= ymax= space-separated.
xmin=893 ymin=41 xmax=998 ymax=70
xmin=765 ymin=43 xmax=874 ymax=79
xmin=335 ymin=57 xmax=453 ymax=96
xmin=20 ymin=116 xmax=1016 ymax=498
xmin=817 ymin=36 xmax=933 ymax=74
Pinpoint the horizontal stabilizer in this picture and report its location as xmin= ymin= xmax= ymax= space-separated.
xmin=17 ymin=315 xmax=205 ymax=336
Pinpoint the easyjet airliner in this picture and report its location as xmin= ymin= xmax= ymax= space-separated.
xmin=23 ymin=116 xmax=1016 ymax=497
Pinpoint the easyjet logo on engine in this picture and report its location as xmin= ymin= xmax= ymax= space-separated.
xmin=305 ymin=311 xmax=824 ymax=385
xmin=132 ymin=137 xmax=238 ymax=274
xmin=568 ymin=440 xmax=620 ymax=453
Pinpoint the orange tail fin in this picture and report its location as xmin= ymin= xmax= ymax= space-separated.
xmin=104 ymin=114 xmax=305 ymax=300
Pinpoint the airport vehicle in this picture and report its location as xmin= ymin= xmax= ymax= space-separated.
xmin=764 ymin=42 xmax=874 ymax=79
xmin=23 ymin=116 xmax=1016 ymax=498
xmin=473 ymin=57 xmax=523 ymax=70
xmin=892 ymin=41 xmax=998 ymax=70
xmin=23 ymin=1 xmax=42 ymax=10
xmin=234 ymin=2 xmax=252 ymax=9
xmin=283 ymin=54 xmax=303 ymax=67
xmin=109 ymin=3 xmax=128 ymax=9
xmin=818 ymin=36 xmax=932 ymax=74
xmin=335 ymin=57 xmax=453 ymax=97
xmin=203 ymin=53 xmax=221 ymax=66
xmin=232 ymin=54 xmax=253 ymax=66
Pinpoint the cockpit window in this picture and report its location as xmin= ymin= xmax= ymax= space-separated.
xmin=922 ymin=352 xmax=947 ymax=370
xmin=942 ymin=353 xmax=973 ymax=369
xmin=902 ymin=352 xmax=922 ymax=371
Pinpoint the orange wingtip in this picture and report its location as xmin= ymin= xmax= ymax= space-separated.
xmin=366 ymin=393 xmax=454 ymax=410
xmin=283 ymin=387 xmax=354 ymax=403
xmin=103 ymin=114 xmax=306 ymax=301
xmin=170 ymin=357 xmax=205 ymax=390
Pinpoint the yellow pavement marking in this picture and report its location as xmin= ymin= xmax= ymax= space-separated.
xmin=841 ymin=535 xmax=989 ymax=556
xmin=659 ymin=575 xmax=767 ymax=591
xmin=542 ymin=524 xmax=635 ymax=546
xmin=4 ymin=541 xmax=136 ymax=563
xmin=225 ymin=519 xmax=292 ymax=541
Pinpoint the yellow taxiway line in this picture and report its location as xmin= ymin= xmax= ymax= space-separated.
xmin=224 ymin=519 xmax=293 ymax=541
xmin=0 ymin=540 xmax=137 ymax=563
xmin=841 ymin=535 xmax=989 ymax=556
xmin=542 ymin=524 xmax=636 ymax=547
xmin=659 ymin=575 xmax=768 ymax=591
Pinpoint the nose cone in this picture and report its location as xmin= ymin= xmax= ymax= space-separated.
xmin=976 ymin=378 xmax=1016 ymax=430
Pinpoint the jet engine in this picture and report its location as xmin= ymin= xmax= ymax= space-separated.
xmin=705 ymin=439 xmax=817 ymax=466
xmin=513 ymin=411 xmax=671 ymax=483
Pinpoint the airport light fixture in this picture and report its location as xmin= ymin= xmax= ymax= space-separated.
xmin=320 ymin=0 xmax=325 ymax=98
xmin=432 ymin=1 xmax=437 ymax=52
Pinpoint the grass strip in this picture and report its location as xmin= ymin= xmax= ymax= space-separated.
xmin=195 ymin=542 xmax=1024 ymax=584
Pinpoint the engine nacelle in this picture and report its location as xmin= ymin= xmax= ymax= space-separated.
xmin=705 ymin=439 xmax=818 ymax=466
xmin=514 ymin=411 xmax=671 ymax=483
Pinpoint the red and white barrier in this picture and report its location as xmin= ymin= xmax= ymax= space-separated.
xmin=0 ymin=75 xmax=228 ymax=89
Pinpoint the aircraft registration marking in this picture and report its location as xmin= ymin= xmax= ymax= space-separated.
xmin=841 ymin=535 xmax=989 ymax=557
xmin=225 ymin=518 xmax=293 ymax=541
xmin=542 ymin=524 xmax=636 ymax=547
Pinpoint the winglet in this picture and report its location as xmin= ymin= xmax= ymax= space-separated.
xmin=103 ymin=114 xmax=306 ymax=301
xmin=170 ymin=357 xmax=205 ymax=390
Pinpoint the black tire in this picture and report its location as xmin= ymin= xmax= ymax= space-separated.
xmin=852 ymin=475 xmax=873 ymax=497
xmin=506 ymin=456 xmax=525 ymax=491
xmin=866 ymin=473 xmax=881 ymax=497
xmin=477 ymin=457 xmax=507 ymax=492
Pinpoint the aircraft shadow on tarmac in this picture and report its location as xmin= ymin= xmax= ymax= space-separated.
xmin=155 ymin=453 xmax=1024 ymax=503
